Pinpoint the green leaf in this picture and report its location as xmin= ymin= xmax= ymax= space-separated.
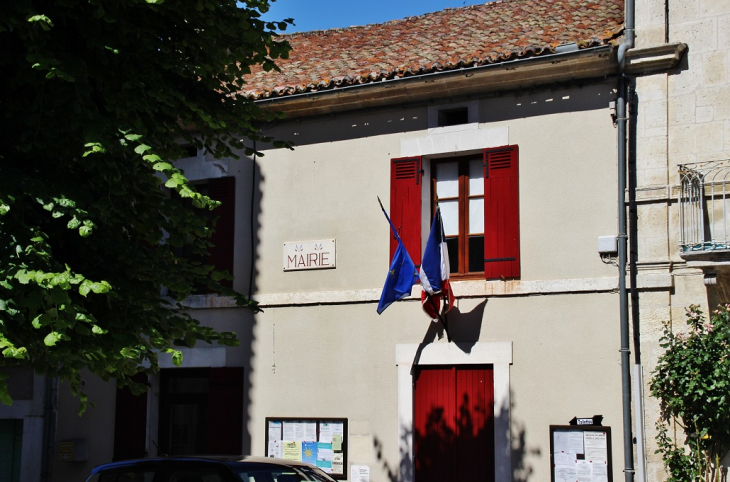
xmin=91 ymin=325 xmax=108 ymax=335
xmin=28 ymin=15 xmax=54 ymax=30
xmin=89 ymin=281 xmax=111 ymax=294
xmin=32 ymin=314 xmax=51 ymax=329
xmin=152 ymin=162 xmax=173 ymax=171
xmin=15 ymin=270 xmax=33 ymax=285
xmin=79 ymin=281 xmax=91 ymax=297
xmin=2 ymin=347 xmax=28 ymax=360
xmin=142 ymin=154 xmax=162 ymax=163
xmin=134 ymin=144 xmax=152 ymax=154
xmin=125 ymin=133 xmax=143 ymax=141
xmin=67 ymin=216 xmax=81 ymax=230
xmin=83 ymin=142 xmax=105 ymax=157
xmin=44 ymin=331 xmax=63 ymax=346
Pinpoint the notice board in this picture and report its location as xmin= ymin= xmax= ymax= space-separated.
xmin=549 ymin=425 xmax=612 ymax=482
xmin=265 ymin=417 xmax=348 ymax=479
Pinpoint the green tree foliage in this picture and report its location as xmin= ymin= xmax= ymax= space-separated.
xmin=650 ymin=305 xmax=730 ymax=482
xmin=0 ymin=0 xmax=291 ymax=409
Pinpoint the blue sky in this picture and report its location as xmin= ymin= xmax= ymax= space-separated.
xmin=260 ymin=0 xmax=488 ymax=33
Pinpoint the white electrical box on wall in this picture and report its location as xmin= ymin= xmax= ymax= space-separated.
xmin=598 ymin=236 xmax=618 ymax=254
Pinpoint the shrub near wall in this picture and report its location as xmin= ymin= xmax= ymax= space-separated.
xmin=651 ymin=305 xmax=730 ymax=482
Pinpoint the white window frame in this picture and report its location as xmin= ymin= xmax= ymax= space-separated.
xmin=396 ymin=342 xmax=512 ymax=482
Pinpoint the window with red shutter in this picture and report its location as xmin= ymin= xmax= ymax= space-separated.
xmin=392 ymin=147 xmax=520 ymax=280
xmin=172 ymin=177 xmax=236 ymax=292
xmin=389 ymin=157 xmax=422 ymax=265
xmin=425 ymin=146 xmax=520 ymax=279
xmin=483 ymin=146 xmax=520 ymax=279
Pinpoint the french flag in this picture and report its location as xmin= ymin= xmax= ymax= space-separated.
xmin=419 ymin=206 xmax=455 ymax=319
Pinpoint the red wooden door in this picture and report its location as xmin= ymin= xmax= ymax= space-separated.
xmin=414 ymin=366 xmax=494 ymax=481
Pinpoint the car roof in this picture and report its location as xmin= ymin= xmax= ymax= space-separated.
xmin=90 ymin=455 xmax=317 ymax=474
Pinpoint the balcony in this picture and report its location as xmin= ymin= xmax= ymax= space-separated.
xmin=679 ymin=159 xmax=730 ymax=262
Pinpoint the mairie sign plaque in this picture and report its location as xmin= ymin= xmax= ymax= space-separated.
xmin=283 ymin=239 xmax=336 ymax=271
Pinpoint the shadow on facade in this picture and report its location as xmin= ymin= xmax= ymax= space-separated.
xmin=260 ymin=83 xmax=616 ymax=149
xmin=508 ymin=394 xmax=541 ymax=482
xmin=239 ymin=151 xmax=265 ymax=455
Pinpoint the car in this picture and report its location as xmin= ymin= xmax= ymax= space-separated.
xmin=84 ymin=455 xmax=339 ymax=482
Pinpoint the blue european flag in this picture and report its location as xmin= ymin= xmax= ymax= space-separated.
xmin=377 ymin=197 xmax=418 ymax=314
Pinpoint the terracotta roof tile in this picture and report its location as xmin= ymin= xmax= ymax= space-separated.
xmin=239 ymin=0 xmax=624 ymax=99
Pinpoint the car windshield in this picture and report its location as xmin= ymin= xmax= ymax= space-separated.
xmin=232 ymin=466 xmax=336 ymax=482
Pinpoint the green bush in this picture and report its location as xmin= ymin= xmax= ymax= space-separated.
xmin=651 ymin=304 xmax=730 ymax=482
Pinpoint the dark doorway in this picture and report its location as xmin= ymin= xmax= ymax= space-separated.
xmin=413 ymin=365 xmax=494 ymax=481
xmin=158 ymin=367 xmax=243 ymax=456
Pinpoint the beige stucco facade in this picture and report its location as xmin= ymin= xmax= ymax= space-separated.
xmin=48 ymin=82 xmax=633 ymax=482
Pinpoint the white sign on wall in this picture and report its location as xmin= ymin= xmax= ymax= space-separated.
xmin=283 ymin=239 xmax=336 ymax=271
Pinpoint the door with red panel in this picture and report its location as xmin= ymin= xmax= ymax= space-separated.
xmin=413 ymin=365 xmax=495 ymax=482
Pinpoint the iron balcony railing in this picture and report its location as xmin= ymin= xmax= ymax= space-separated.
xmin=679 ymin=159 xmax=730 ymax=252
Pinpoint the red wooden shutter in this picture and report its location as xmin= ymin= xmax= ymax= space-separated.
xmin=483 ymin=146 xmax=520 ymax=279
xmin=207 ymin=367 xmax=243 ymax=454
xmin=390 ymin=157 xmax=422 ymax=265
xmin=208 ymin=177 xmax=235 ymax=286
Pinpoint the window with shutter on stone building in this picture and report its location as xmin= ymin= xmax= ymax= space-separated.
xmin=173 ymin=176 xmax=235 ymax=292
xmin=389 ymin=145 xmax=520 ymax=280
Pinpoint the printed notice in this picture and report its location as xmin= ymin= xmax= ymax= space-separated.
xmin=283 ymin=422 xmax=296 ymax=442
xmin=267 ymin=440 xmax=282 ymax=458
xmin=554 ymin=431 xmax=569 ymax=453
xmin=316 ymin=441 xmax=333 ymax=472
xmin=576 ymin=460 xmax=592 ymax=482
xmin=584 ymin=431 xmax=608 ymax=461
xmin=351 ymin=465 xmax=370 ymax=482
xmin=282 ymin=441 xmax=302 ymax=462
xmin=332 ymin=433 xmax=343 ymax=451
xmin=269 ymin=421 xmax=282 ymax=442
xmin=319 ymin=423 xmax=333 ymax=443
xmin=304 ymin=422 xmax=317 ymax=442
xmin=332 ymin=453 xmax=344 ymax=475
xmin=569 ymin=431 xmax=585 ymax=454
xmin=555 ymin=465 xmax=577 ymax=482
xmin=592 ymin=461 xmax=608 ymax=482
xmin=332 ymin=423 xmax=344 ymax=439
xmin=295 ymin=423 xmax=306 ymax=442
xmin=554 ymin=452 xmax=574 ymax=466
xmin=302 ymin=441 xmax=317 ymax=465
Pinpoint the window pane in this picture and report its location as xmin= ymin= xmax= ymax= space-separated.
xmin=436 ymin=162 xmax=458 ymax=198
xmin=469 ymin=235 xmax=484 ymax=273
xmin=469 ymin=159 xmax=484 ymax=196
xmin=469 ymin=198 xmax=484 ymax=234
xmin=439 ymin=200 xmax=459 ymax=236
xmin=446 ymin=238 xmax=459 ymax=274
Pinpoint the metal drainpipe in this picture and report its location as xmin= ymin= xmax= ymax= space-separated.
xmin=617 ymin=0 xmax=636 ymax=479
